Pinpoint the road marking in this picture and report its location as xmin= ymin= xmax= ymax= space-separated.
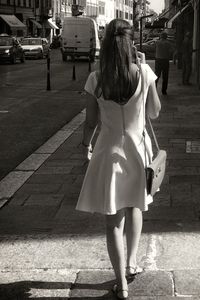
xmin=0 ymin=110 xmax=9 ymax=113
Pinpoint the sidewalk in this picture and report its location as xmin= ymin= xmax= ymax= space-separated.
xmin=0 ymin=62 xmax=200 ymax=299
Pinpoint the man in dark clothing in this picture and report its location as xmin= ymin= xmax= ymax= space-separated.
xmin=182 ymin=32 xmax=193 ymax=85
xmin=155 ymin=32 xmax=172 ymax=95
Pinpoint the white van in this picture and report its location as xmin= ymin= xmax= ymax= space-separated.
xmin=61 ymin=16 xmax=100 ymax=62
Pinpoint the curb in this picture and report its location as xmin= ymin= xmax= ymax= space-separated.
xmin=0 ymin=109 xmax=86 ymax=208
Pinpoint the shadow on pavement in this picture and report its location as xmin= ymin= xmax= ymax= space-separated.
xmin=0 ymin=279 xmax=118 ymax=299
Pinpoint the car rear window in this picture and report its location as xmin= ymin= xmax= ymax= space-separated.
xmin=22 ymin=39 xmax=42 ymax=45
xmin=0 ymin=37 xmax=12 ymax=46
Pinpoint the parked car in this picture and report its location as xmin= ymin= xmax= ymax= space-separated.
xmin=21 ymin=37 xmax=49 ymax=59
xmin=135 ymin=38 xmax=175 ymax=59
xmin=0 ymin=34 xmax=25 ymax=64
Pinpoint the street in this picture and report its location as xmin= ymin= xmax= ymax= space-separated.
xmin=1 ymin=54 xmax=200 ymax=299
xmin=0 ymin=49 xmax=91 ymax=180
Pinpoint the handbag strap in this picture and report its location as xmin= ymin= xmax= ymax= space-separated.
xmin=139 ymin=63 xmax=160 ymax=168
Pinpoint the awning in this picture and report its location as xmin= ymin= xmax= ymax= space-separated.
xmin=158 ymin=8 xmax=171 ymax=19
xmin=29 ymin=19 xmax=42 ymax=29
xmin=166 ymin=2 xmax=192 ymax=28
xmin=0 ymin=14 xmax=26 ymax=29
xmin=44 ymin=20 xmax=59 ymax=30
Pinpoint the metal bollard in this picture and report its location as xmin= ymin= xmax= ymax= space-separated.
xmin=72 ymin=55 xmax=76 ymax=80
xmin=46 ymin=49 xmax=51 ymax=91
xmin=88 ymin=56 xmax=91 ymax=73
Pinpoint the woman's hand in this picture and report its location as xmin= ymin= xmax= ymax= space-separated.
xmin=137 ymin=51 xmax=146 ymax=64
xmin=79 ymin=143 xmax=93 ymax=161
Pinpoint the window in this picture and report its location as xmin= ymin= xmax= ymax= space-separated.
xmin=7 ymin=0 xmax=10 ymax=5
xmin=125 ymin=12 xmax=128 ymax=19
xmin=35 ymin=0 xmax=39 ymax=8
xmin=116 ymin=9 xmax=119 ymax=18
xmin=23 ymin=0 xmax=26 ymax=6
xmin=17 ymin=0 xmax=21 ymax=6
xmin=99 ymin=1 xmax=105 ymax=15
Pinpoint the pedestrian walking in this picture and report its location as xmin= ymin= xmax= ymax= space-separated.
xmin=76 ymin=18 xmax=161 ymax=299
xmin=182 ymin=32 xmax=193 ymax=85
xmin=155 ymin=31 xmax=172 ymax=95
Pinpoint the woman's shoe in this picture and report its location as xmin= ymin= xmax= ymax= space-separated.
xmin=112 ymin=284 xmax=128 ymax=299
xmin=126 ymin=266 xmax=143 ymax=277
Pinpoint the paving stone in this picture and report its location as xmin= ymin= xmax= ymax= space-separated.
xmin=0 ymin=269 xmax=76 ymax=299
xmin=174 ymin=270 xmax=200 ymax=295
xmin=167 ymin=166 xmax=200 ymax=175
xmin=156 ymin=234 xmax=200 ymax=270
xmin=170 ymin=175 xmax=200 ymax=184
xmin=0 ymin=199 xmax=8 ymax=209
xmin=142 ymin=220 xmax=200 ymax=233
xmin=35 ymin=130 xmax=79 ymax=154
xmin=144 ymin=206 xmax=195 ymax=221
xmin=15 ymin=183 xmax=61 ymax=195
xmin=15 ymin=153 xmax=51 ymax=171
xmin=0 ymin=171 xmax=33 ymax=199
xmin=71 ymin=270 xmax=173 ymax=298
xmin=170 ymin=183 xmax=192 ymax=204
xmin=26 ymin=173 xmax=70 ymax=184
xmin=35 ymin=165 xmax=74 ymax=174
xmin=24 ymin=194 xmax=65 ymax=206
xmin=0 ymin=206 xmax=57 ymax=234
xmin=71 ymin=270 xmax=115 ymax=298
xmin=43 ymin=159 xmax=85 ymax=167
xmin=128 ymin=271 xmax=173 ymax=296
xmin=8 ymin=194 xmax=29 ymax=206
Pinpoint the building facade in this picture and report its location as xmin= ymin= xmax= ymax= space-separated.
xmin=0 ymin=0 xmax=35 ymax=36
xmin=0 ymin=0 xmax=152 ymax=42
xmin=163 ymin=0 xmax=200 ymax=87
xmin=51 ymin=0 xmax=150 ymax=30
xmin=0 ymin=0 xmax=56 ymax=39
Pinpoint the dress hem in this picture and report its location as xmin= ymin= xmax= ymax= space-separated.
xmin=75 ymin=203 xmax=148 ymax=215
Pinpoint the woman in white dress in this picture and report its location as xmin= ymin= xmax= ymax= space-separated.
xmin=76 ymin=19 xmax=161 ymax=299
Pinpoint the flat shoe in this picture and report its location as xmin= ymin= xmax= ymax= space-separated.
xmin=126 ymin=266 xmax=143 ymax=277
xmin=112 ymin=284 xmax=128 ymax=299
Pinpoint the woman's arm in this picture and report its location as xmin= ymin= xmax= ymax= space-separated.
xmin=146 ymin=81 xmax=161 ymax=119
xmin=82 ymin=93 xmax=99 ymax=147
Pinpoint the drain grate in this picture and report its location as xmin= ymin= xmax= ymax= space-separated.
xmin=186 ymin=141 xmax=200 ymax=153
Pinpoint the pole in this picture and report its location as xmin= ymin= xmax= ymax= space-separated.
xmin=88 ymin=56 xmax=91 ymax=72
xmin=140 ymin=18 xmax=143 ymax=52
xmin=139 ymin=14 xmax=154 ymax=52
xmin=72 ymin=49 xmax=76 ymax=80
xmin=46 ymin=49 xmax=51 ymax=90
xmin=132 ymin=0 xmax=137 ymax=39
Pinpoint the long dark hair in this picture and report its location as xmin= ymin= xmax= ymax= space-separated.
xmin=95 ymin=19 xmax=137 ymax=104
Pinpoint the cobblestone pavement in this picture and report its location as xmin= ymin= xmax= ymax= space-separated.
xmin=0 ymin=62 xmax=200 ymax=299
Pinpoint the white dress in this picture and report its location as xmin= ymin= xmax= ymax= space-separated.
xmin=76 ymin=64 xmax=157 ymax=215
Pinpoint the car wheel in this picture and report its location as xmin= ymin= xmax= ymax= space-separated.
xmin=62 ymin=53 xmax=67 ymax=62
xmin=11 ymin=54 xmax=16 ymax=64
xmin=89 ymin=49 xmax=95 ymax=62
xmin=20 ymin=53 xmax=25 ymax=63
xmin=40 ymin=51 xmax=44 ymax=59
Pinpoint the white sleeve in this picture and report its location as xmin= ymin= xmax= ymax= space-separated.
xmin=145 ymin=64 xmax=157 ymax=86
xmin=84 ymin=72 xmax=97 ymax=96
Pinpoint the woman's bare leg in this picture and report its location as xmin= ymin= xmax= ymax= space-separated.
xmin=105 ymin=209 xmax=128 ymax=292
xmin=125 ymin=207 xmax=143 ymax=268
